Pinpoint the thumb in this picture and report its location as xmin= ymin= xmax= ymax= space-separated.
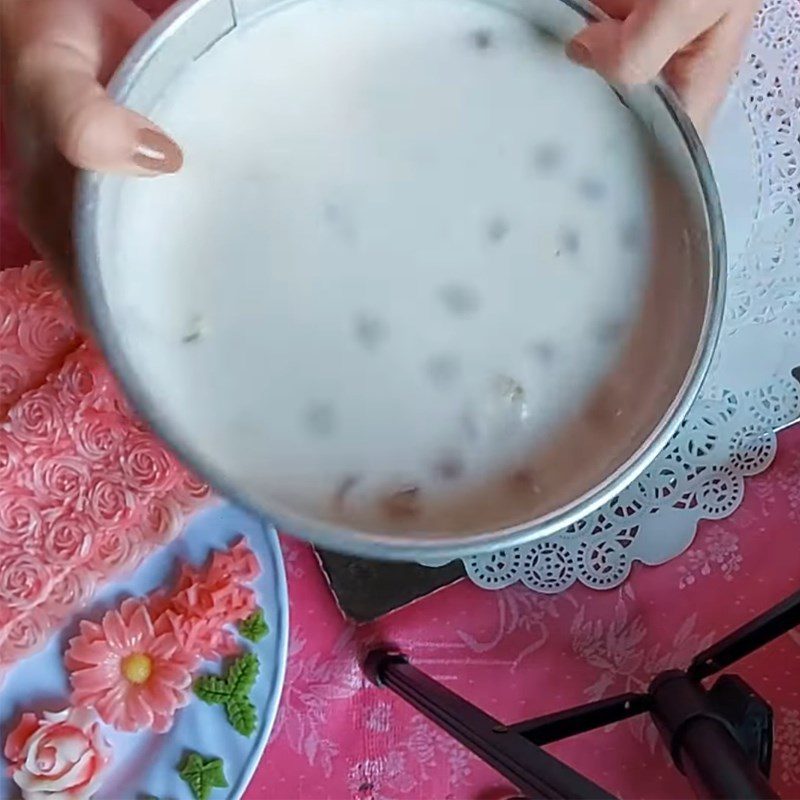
xmin=567 ymin=19 xmax=638 ymax=82
xmin=15 ymin=42 xmax=182 ymax=174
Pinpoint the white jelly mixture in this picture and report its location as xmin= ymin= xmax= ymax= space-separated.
xmin=109 ymin=0 xmax=664 ymax=533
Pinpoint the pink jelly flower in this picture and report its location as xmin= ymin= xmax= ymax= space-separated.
xmin=87 ymin=527 xmax=146 ymax=575
xmin=0 ymin=492 xmax=43 ymax=546
xmin=120 ymin=432 xmax=179 ymax=494
xmin=141 ymin=498 xmax=181 ymax=546
xmin=7 ymin=391 xmax=65 ymax=448
xmin=3 ymin=707 xmax=111 ymax=800
xmin=170 ymin=572 xmax=257 ymax=626
xmin=154 ymin=608 xmax=239 ymax=662
xmin=54 ymin=350 xmax=102 ymax=409
xmin=41 ymin=512 xmax=94 ymax=567
xmin=0 ymin=357 xmax=26 ymax=412
xmin=16 ymin=308 xmax=76 ymax=365
xmin=71 ymin=411 xmax=126 ymax=464
xmin=0 ymin=609 xmax=54 ymax=665
xmin=181 ymin=471 xmax=212 ymax=501
xmin=146 ymin=538 xmax=261 ymax=661
xmin=65 ymin=599 xmax=197 ymax=733
xmin=0 ymin=430 xmax=24 ymax=484
xmin=84 ymin=477 xmax=138 ymax=527
xmin=214 ymin=538 xmax=261 ymax=583
xmin=0 ymin=551 xmax=54 ymax=610
xmin=12 ymin=260 xmax=61 ymax=304
xmin=43 ymin=570 xmax=98 ymax=618
xmin=29 ymin=454 xmax=91 ymax=508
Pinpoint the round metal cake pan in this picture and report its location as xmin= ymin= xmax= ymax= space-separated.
xmin=75 ymin=0 xmax=726 ymax=561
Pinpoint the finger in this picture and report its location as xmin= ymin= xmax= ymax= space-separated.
xmin=588 ymin=0 xmax=635 ymax=21
xmin=665 ymin=5 xmax=756 ymax=134
xmin=568 ymin=0 xmax=730 ymax=85
xmin=97 ymin=0 xmax=153 ymax=84
xmin=10 ymin=1 xmax=181 ymax=174
xmin=18 ymin=47 xmax=182 ymax=174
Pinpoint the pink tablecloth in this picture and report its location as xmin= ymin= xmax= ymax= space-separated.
xmin=2 ymin=19 xmax=799 ymax=797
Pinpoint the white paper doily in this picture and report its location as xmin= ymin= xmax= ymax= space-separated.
xmin=462 ymin=0 xmax=800 ymax=593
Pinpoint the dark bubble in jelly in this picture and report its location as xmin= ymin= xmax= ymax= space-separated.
xmin=596 ymin=319 xmax=626 ymax=343
xmin=486 ymin=216 xmax=510 ymax=243
xmin=559 ymin=228 xmax=580 ymax=255
xmin=324 ymin=202 xmax=357 ymax=244
xmin=470 ymin=29 xmax=493 ymax=50
xmin=621 ymin=220 xmax=644 ymax=251
xmin=354 ymin=313 xmax=388 ymax=350
xmin=305 ymin=403 xmax=337 ymax=437
xmin=439 ymin=283 xmax=481 ymax=317
xmin=460 ymin=410 xmax=480 ymax=442
xmin=578 ymin=177 xmax=607 ymax=202
xmin=425 ymin=353 xmax=462 ymax=388
xmin=433 ymin=453 xmax=465 ymax=481
xmin=531 ymin=143 xmax=561 ymax=174
xmin=526 ymin=340 xmax=556 ymax=365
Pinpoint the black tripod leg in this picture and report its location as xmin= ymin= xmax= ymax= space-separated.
xmin=650 ymin=672 xmax=779 ymax=800
xmin=689 ymin=589 xmax=800 ymax=681
xmin=508 ymin=693 xmax=650 ymax=745
xmin=364 ymin=649 xmax=616 ymax=800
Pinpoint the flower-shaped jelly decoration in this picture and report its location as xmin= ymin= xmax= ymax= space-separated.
xmin=3 ymin=707 xmax=111 ymax=800
xmin=149 ymin=537 xmax=261 ymax=661
xmin=65 ymin=598 xmax=197 ymax=733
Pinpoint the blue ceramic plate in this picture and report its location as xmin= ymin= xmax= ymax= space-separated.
xmin=0 ymin=503 xmax=289 ymax=800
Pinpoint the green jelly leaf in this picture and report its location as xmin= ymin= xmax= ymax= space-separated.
xmin=226 ymin=695 xmax=257 ymax=737
xmin=238 ymin=608 xmax=269 ymax=643
xmin=194 ymin=675 xmax=231 ymax=705
xmin=227 ymin=651 xmax=259 ymax=696
xmin=178 ymin=752 xmax=227 ymax=800
xmin=193 ymin=653 xmax=260 ymax=736
xmin=203 ymin=759 xmax=228 ymax=790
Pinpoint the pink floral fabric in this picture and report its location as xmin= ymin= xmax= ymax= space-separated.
xmin=0 ymin=265 xmax=211 ymax=678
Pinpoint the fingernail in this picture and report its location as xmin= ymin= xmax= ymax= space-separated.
xmin=132 ymin=128 xmax=183 ymax=174
xmin=566 ymin=40 xmax=592 ymax=68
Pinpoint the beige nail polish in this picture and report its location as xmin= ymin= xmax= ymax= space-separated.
xmin=133 ymin=128 xmax=183 ymax=174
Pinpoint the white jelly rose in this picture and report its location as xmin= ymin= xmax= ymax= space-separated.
xmin=3 ymin=707 xmax=112 ymax=800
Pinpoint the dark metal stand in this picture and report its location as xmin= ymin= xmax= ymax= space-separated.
xmin=365 ymin=588 xmax=800 ymax=799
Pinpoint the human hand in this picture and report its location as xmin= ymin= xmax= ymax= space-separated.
xmin=1 ymin=0 xmax=181 ymax=279
xmin=566 ymin=0 xmax=761 ymax=134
